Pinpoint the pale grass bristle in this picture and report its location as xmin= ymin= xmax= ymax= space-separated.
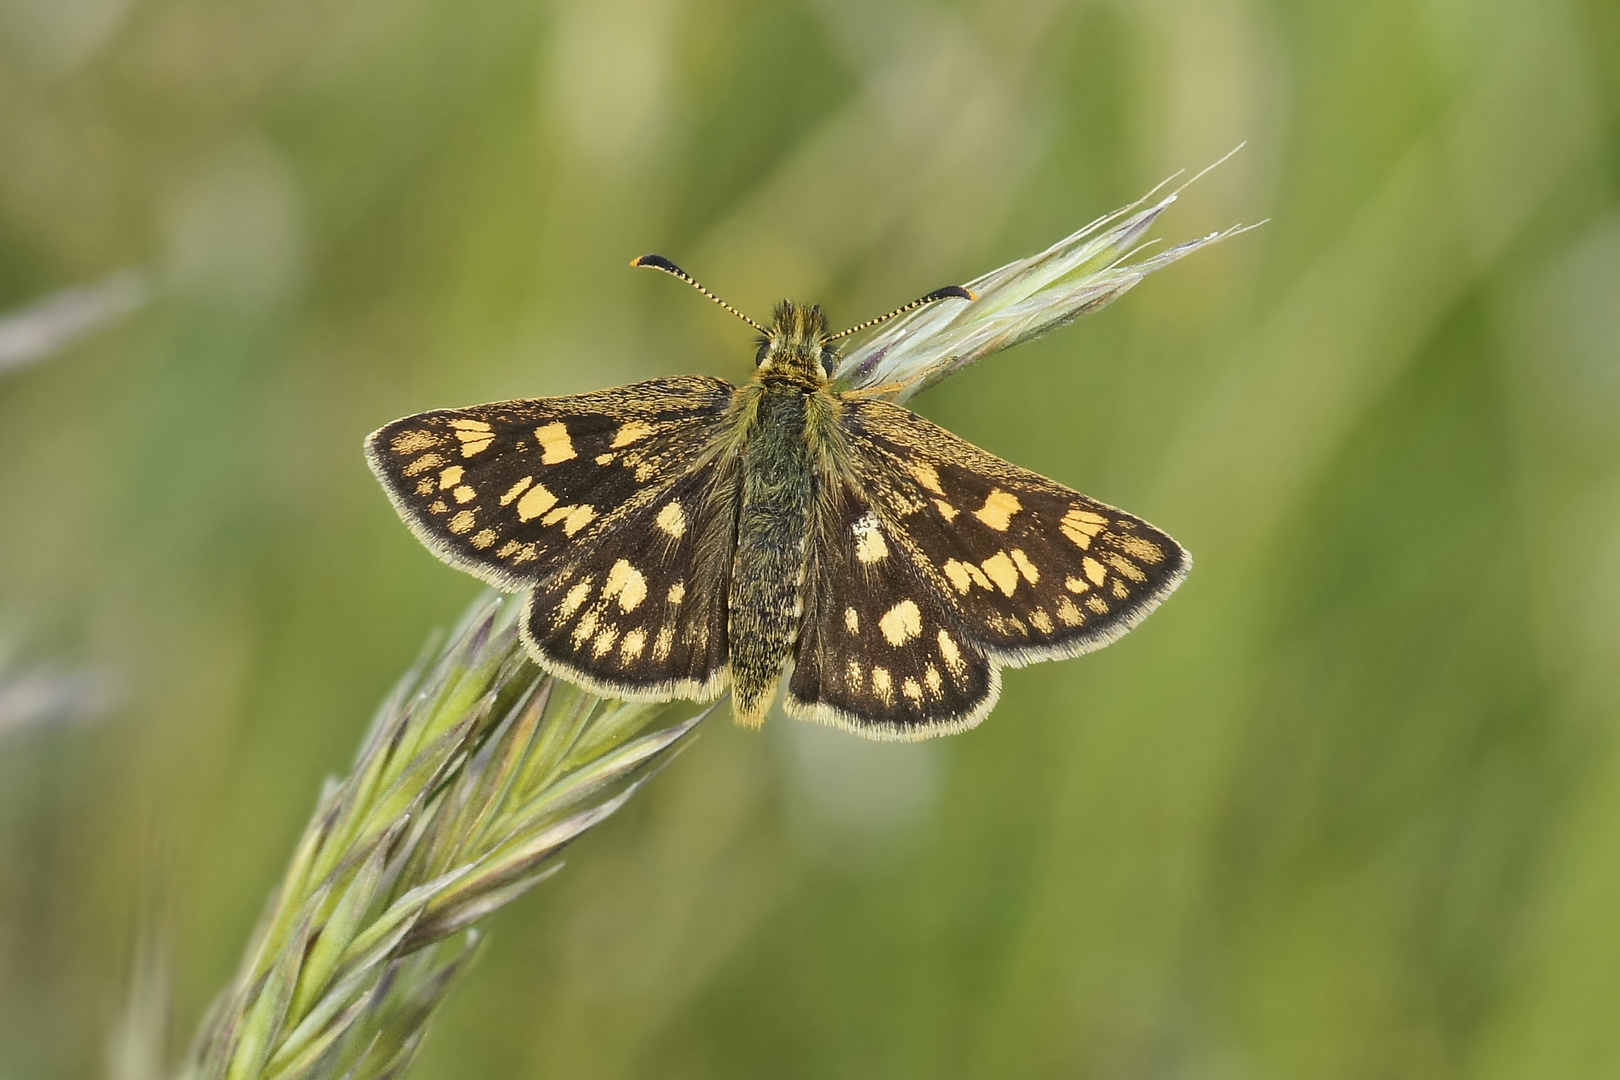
xmin=837 ymin=147 xmax=1256 ymax=399
xmin=176 ymin=592 xmax=708 ymax=1080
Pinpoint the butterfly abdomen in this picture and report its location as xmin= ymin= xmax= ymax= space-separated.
xmin=729 ymin=383 xmax=816 ymax=724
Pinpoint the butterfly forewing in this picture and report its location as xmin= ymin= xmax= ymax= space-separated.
xmin=840 ymin=398 xmax=1189 ymax=664
xmin=367 ymin=374 xmax=746 ymax=698
xmin=365 ymin=376 xmax=736 ymax=590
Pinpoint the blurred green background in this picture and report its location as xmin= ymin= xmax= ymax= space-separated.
xmin=2 ymin=0 xmax=1617 ymax=1076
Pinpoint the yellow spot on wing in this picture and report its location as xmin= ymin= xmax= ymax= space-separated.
xmin=1106 ymin=554 xmax=1148 ymax=582
xmin=845 ymin=607 xmax=860 ymax=634
xmin=667 ymin=581 xmax=685 ymax=604
xmin=602 ymin=559 xmax=648 ymax=612
xmin=451 ymin=423 xmax=494 ymax=458
xmin=471 ymin=529 xmax=498 ymax=549
xmin=1065 ymin=575 xmax=1090 ymax=594
xmin=543 ymin=504 xmax=597 ymax=534
xmin=428 ymin=500 xmax=448 ymax=514
xmin=1085 ymin=595 xmax=1110 ymax=615
xmin=924 ymin=665 xmax=943 ymax=696
xmin=620 ymin=628 xmax=647 ymax=660
xmin=611 ymin=420 xmax=654 ymax=447
xmin=974 ymin=489 xmax=1022 ymax=531
xmin=654 ymin=626 xmax=674 ymax=660
xmin=500 ymin=476 xmax=533 ymax=505
xmin=943 ymin=560 xmax=973 ymax=594
xmin=403 ymin=453 xmax=443 ymax=477
xmin=559 ymin=579 xmax=592 ymax=618
xmin=572 ymin=609 xmax=599 ymax=647
xmin=656 ymin=501 xmax=687 ymax=538
xmin=878 ymin=600 xmax=922 ymax=646
xmin=846 ymin=660 xmax=864 ymax=690
xmin=448 ymin=510 xmax=476 ymax=535
xmin=853 ymin=513 xmax=889 ymax=563
xmin=906 ymin=461 xmax=944 ymax=494
xmin=1116 ymin=535 xmax=1167 ymax=564
xmin=1083 ymin=556 xmax=1108 ymax=586
xmin=390 ymin=430 xmax=439 ymax=454
xmin=1030 ymin=608 xmax=1054 ymax=633
xmin=516 ymin=482 xmax=557 ymax=521
xmin=987 ymin=614 xmax=1019 ymax=636
xmin=980 ymin=552 xmax=1020 ymax=596
xmin=903 ymin=677 xmax=923 ymax=702
xmin=934 ymin=499 xmax=958 ymax=521
xmin=1056 ymin=598 xmax=1083 ymax=626
xmin=938 ymin=630 xmax=965 ymax=675
xmin=1061 ymin=508 xmax=1107 ymax=548
xmin=592 ymin=627 xmax=620 ymax=658
xmin=535 ymin=422 xmax=576 ymax=465
xmin=453 ymin=485 xmax=477 ymax=504
xmin=437 ymin=466 xmax=464 ymax=489
xmin=871 ymin=667 xmax=894 ymax=705
xmin=1111 ymin=579 xmax=1130 ymax=599
xmin=1010 ymin=548 xmax=1039 ymax=584
xmin=563 ymin=505 xmax=596 ymax=536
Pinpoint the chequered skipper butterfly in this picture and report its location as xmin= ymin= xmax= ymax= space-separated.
xmin=367 ymin=256 xmax=1188 ymax=740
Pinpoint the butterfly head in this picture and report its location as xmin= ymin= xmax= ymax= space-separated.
xmin=756 ymin=301 xmax=837 ymax=382
xmin=631 ymin=253 xmax=976 ymax=387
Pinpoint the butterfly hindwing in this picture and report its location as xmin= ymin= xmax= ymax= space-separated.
xmin=520 ymin=457 xmax=740 ymax=702
xmin=365 ymin=376 xmax=736 ymax=591
xmin=840 ymin=398 xmax=1190 ymax=664
xmin=787 ymin=476 xmax=998 ymax=738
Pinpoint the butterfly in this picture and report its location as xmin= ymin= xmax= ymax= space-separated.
xmin=366 ymin=255 xmax=1189 ymax=740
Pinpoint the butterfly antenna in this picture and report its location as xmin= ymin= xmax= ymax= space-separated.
xmin=826 ymin=284 xmax=977 ymax=342
xmin=632 ymin=254 xmax=765 ymax=332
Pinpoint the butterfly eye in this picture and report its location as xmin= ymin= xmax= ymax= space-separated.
xmin=820 ymin=348 xmax=838 ymax=376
